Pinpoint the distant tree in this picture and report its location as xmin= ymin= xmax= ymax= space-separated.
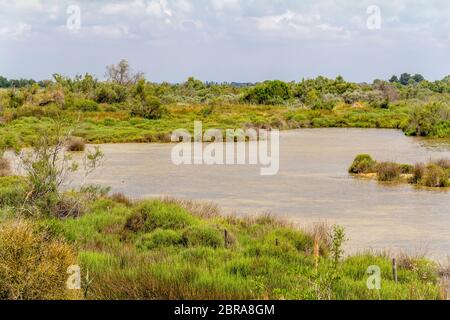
xmin=105 ymin=59 xmax=144 ymax=85
xmin=0 ymin=76 xmax=10 ymax=88
xmin=412 ymin=74 xmax=425 ymax=83
xmin=389 ymin=75 xmax=399 ymax=83
xmin=399 ymin=73 xmax=412 ymax=85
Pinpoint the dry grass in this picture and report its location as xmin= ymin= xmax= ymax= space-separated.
xmin=432 ymin=158 xmax=450 ymax=170
xmin=376 ymin=162 xmax=401 ymax=182
xmin=66 ymin=137 xmax=86 ymax=152
xmin=110 ymin=192 xmax=133 ymax=206
xmin=0 ymin=219 xmax=78 ymax=300
xmin=161 ymin=196 xmax=221 ymax=219
xmin=0 ymin=157 xmax=11 ymax=177
xmin=421 ymin=164 xmax=449 ymax=187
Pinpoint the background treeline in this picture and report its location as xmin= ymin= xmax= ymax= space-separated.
xmin=1 ymin=60 xmax=450 ymax=143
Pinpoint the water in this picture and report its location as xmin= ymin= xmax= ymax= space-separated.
xmin=77 ymin=129 xmax=450 ymax=259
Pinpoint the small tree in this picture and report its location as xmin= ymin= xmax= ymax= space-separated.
xmin=105 ymin=59 xmax=144 ymax=85
xmin=17 ymin=119 xmax=104 ymax=217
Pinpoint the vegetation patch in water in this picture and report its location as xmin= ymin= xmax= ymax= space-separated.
xmin=349 ymin=155 xmax=450 ymax=188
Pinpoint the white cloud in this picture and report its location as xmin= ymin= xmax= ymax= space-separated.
xmin=211 ymin=0 xmax=240 ymax=12
xmin=255 ymin=10 xmax=349 ymax=40
xmin=0 ymin=22 xmax=32 ymax=38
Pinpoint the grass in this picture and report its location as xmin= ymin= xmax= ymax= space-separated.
xmin=0 ymin=177 xmax=442 ymax=300
xmin=0 ymin=103 xmax=412 ymax=149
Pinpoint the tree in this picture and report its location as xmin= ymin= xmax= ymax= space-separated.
xmin=399 ymin=73 xmax=412 ymax=85
xmin=412 ymin=74 xmax=425 ymax=83
xmin=105 ymin=59 xmax=144 ymax=85
xmin=0 ymin=76 xmax=10 ymax=88
xmin=17 ymin=120 xmax=104 ymax=217
xmin=389 ymin=75 xmax=399 ymax=83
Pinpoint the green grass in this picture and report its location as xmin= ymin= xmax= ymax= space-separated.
xmin=26 ymin=196 xmax=440 ymax=300
xmin=0 ymin=174 xmax=444 ymax=300
xmin=0 ymin=103 xmax=414 ymax=149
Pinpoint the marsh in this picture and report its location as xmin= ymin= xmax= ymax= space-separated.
xmin=67 ymin=128 xmax=450 ymax=260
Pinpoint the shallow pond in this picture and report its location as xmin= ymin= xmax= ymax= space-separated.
xmin=78 ymin=129 xmax=450 ymax=260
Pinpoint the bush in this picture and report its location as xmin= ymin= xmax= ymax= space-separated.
xmin=131 ymin=95 xmax=166 ymax=120
xmin=182 ymin=225 xmax=224 ymax=248
xmin=0 ymin=157 xmax=11 ymax=177
xmin=348 ymin=154 xmax=377 ymax=174
xmin=74 ymin=99 xmax=99 ymax=112
xmin=421 ymin=164 xmax=449 ymax=187
xmin=0 ymin=219 xmax=77 ymax=299
xmin=376 ymin=162 xmax=401 ymax=182
xmin=243 ymin=80 xmax=292 ymax=105
xmin=138 ymin=229 xmax=183 ymax=250
xmin=66 ymin=137 xmax=85 ymax=152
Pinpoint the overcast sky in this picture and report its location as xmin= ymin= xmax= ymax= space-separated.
xmin=1 ymin=0 xmax=449 ymax=83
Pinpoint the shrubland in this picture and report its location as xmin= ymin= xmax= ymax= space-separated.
xmin=1 ymin=63 xmax=450 ymax=150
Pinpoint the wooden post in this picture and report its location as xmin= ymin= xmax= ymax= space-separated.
xmin=392 ymin=258 xmax=398 ymax=283
xmin=224 ymin=229 xmax=228 ymax=248
xmin=313 ymin=236 xmax=320 ymax=270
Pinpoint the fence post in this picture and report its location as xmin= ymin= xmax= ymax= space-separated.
xmin=392 ymin=258 xmax=398 ymax=283
xmin=224 ymin=229 xmax=228 ymax=248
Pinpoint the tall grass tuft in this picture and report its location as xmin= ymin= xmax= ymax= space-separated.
xmin=376 ymin=162 xmax=401 ymax=182
xmin=421 ymin=164 xmax=449 ymax=187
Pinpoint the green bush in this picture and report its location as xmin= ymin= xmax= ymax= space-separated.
xmin=131 ymin=95 xmax=166 ymax=120
xmin=138 ymin=229 xmax=183 ymax=250
xmin=74 ymin=99 xmax=99 ymax=112
xmin=243 ymin=81 xmax=292 ymax=105
xmin=348 ymin=154 xmax=377 ymax=174
xmin=376 ymin=162 xmax=401 ymax=182
xmin=182 ymin=225 xmax=224 ymax=248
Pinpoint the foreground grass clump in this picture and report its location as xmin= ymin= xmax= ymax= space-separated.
xmin=349 ymin=155 xmax=450 ymax=188
xmin=376 ymin=162 xmax=401 ymax=182
xmin=0 ymin=219 xmax=77 ymax=300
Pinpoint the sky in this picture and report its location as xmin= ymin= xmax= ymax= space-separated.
xmin=1 ymin=0 xmax=450 ymax=83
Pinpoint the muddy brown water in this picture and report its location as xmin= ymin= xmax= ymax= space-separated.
xmin=19 ymin=128 xmax=450 ymax=260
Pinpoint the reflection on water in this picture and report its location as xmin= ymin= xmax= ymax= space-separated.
xmin=77 ymin=129 xmax=450 ymax=260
